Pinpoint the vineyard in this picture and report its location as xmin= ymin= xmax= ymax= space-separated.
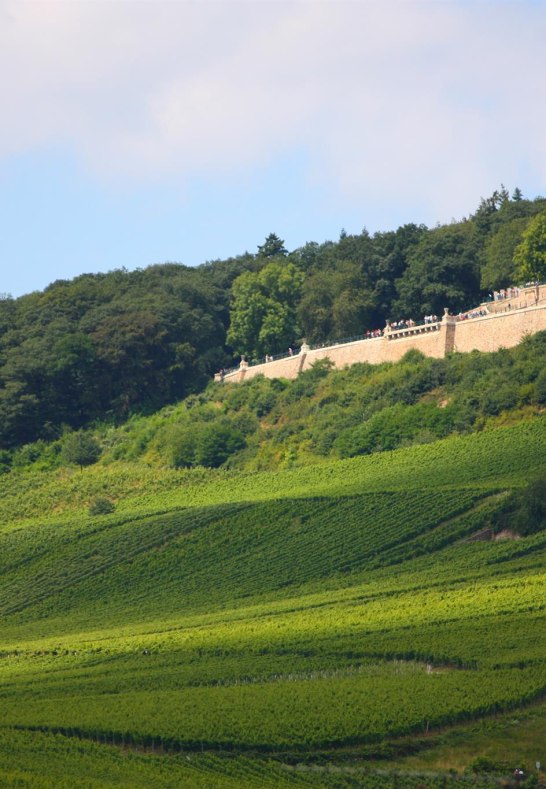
xmin=0 ymin=417 xmax=545 ymax=785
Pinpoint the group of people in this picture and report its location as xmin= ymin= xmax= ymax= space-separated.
xmin=490 ymin=286 xmax=520 ymax=301
xmin=388 ymin=315 xmax=439 ymax=331
xmin=265 ymin=347 xmax=295 ymax=363
xmin=457 ymin=308 xmax=487 ymax=321
xmin=389 ymin=319 xmax=415 ymax=330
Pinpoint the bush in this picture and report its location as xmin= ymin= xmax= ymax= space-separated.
xmin=88 ymin=496 xmax=115 ymax=516
xmin=62 ymin=431 xmax=101 ymax=470
xmin=534 ymin=367 xmax=546 ymax=404
xmin=166 ymin=426 xmax=198 ymax=468
xmin=10 ymin=439 xmax=62 ymax=471
xmin=334 ymin=402 xmax=456 ymax=458
xmin=492 ymin=476 xmax=546 ymax=536
xmin=467 ymin=755 xmax=511 ymax=774
xmin=194 ymin=422 xmax=246 ymax=468
xmin=0 ymin=449 xmax=11 ymax=474
xmin=166 ymin=420 xmax=246 ymax=468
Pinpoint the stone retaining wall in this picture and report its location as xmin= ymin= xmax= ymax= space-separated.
xmin=218 ymin=298 xmax=546 ymax=385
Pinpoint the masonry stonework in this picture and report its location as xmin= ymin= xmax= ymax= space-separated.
xmin=453 ymin=304 xmax=546 ymax=354
xmin=218 ymin=299 xmax=546 ymax=385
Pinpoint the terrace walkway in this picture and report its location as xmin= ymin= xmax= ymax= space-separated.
xmin=216 ymin=284 xmax=546 ymax=384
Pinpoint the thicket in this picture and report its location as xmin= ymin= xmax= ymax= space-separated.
xmin=3 ymin=330 xmax=545 ymax=474
xmin=88 ymin=496 xmax=115 ymax=516
xmin=1 ymin=191 xmax=545 ymax=451
xmin=491 ymin=476 xmax=546 ymax=536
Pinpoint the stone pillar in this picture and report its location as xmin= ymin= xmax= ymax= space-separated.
xmin=298 ymin=341 xmax=310 ymax=373
xmin=239 ymin=356 xmax=249 ymax=381
xmin=442 ymin=309 xmax=457 ymax=354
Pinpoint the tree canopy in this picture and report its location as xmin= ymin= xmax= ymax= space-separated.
xmin=514 ymin=210 xmax=546 ymax=302
xmin=62 ymin=431 xmax=101 ymax=470
xmin=1 ymin=189 xmax=546 ymax=451
xmin=227 ymin=260 xmax=303 ymax=358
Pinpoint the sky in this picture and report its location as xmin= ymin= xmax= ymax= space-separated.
xmin=1 ymin=0 xmax=545 ymax=298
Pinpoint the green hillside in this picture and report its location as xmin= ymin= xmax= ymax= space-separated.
xmin=1 ymin=192 xmax=545 ymax=452
xmin=4 ymin=328 xmax=546 ymax=481
xmin=1 ymin=415 xmax=545 ymax=786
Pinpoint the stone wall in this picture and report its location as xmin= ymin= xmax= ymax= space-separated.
xmin=454 ymin=303 xmax=546 ymax=354
xmin=219 ymin=300 xmax=546 ymax=385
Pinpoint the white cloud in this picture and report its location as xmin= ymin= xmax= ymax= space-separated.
xmin=1 ymin=0 xmax=545 ymax=220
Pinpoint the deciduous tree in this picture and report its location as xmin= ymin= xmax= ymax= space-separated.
xmin=227 ymin=261 xmax=303 ymax=357
xmin=62 ymin=431 xmax=101 ymax=470
xmin=514 ymin=211 xmax=546 ymax=303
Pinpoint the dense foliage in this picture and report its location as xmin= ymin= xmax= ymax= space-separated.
xmin=6 ymin=329 xmax=543 ymax=476
xmin=0 ymin=262 xmax=244 ymax=449
xmin=1 ymin=190 xmax=545 ymax=450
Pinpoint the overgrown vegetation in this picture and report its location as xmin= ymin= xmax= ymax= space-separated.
xmin=491 ymin=476 xmax=546 ymax=537
xmin=4 ymin=330 xmax=544 ymax=475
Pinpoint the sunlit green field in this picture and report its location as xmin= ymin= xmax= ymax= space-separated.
xmin=1 ymin=419 xmax=545 ymax=786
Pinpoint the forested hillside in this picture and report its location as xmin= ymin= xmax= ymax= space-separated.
xmin=1 ymin=188 xmax=545 ymax=450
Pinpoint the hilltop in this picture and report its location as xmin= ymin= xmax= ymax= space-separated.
xmin=1 ymin=188 xmax=545 ymax=451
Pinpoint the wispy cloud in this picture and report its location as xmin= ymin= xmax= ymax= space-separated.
xmin=1 ymin=0 xmax=545 ymax=219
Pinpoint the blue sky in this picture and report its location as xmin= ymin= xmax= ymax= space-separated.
xmin=1 ymin=0 xmax=545 ymax=298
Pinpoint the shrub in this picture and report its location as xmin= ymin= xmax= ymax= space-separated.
xmin=334 ymin=403 xmax=456 ymax=458
xmin=88 ymin=496 xmax=115 ymax=516
xmin=467 ymin=755 xmax=511 ymax=774
xmin=166 ymin=420 xmax=246 ymax=468
xmin=194 ymin=422 xmax=246 ymax=468
xmin=0 ymin=449 xmax=11 ymax=474
xmin=535 ymin=367 xmax=546 ymax=404
xmin=62 ymin=432 xmax=101 ymax=470
xmin=492 ymin=476 xmax=546 ymax=536
xmin=166 ymin=426 xmax=198 ymax=468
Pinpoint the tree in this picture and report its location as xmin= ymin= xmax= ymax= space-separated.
xmin=62 ymin=431 xmax=101 ymax=470
xmin=393 ymin=222 xmax=481 ymax=318
xmin=514 ymin=211 xmax=546 ymax=303
xmin=480 ymin=218 xmax=529 ymax=290
xmin=257 ymin=233 xmax=287 ymax=258
xmin=227 ymin=261 xmax=303 ymax=357
xmin=499 ymin=183 xmax=510 ymax=206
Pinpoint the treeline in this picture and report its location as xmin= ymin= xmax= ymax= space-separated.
xmin=227 ymin=190 xmax=546 ymax=358
xmin=0 ymin=261 xmax=252 ymax=448
xmin=1 ymin=187 xmax=544 ymax=449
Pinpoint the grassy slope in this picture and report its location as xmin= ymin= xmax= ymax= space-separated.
xmin=0 ymin=418 xmax=545 ymax=786
xmin=1 ymin=418 xmax=543 ymax=526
